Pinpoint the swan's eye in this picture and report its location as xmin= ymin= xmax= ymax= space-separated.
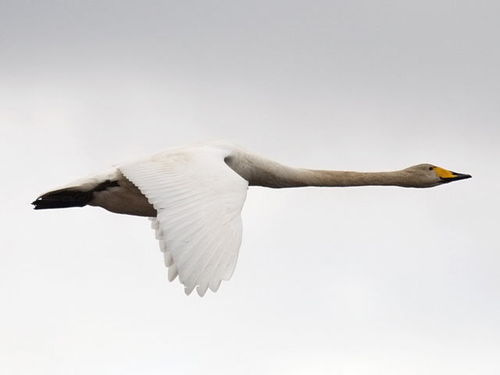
xmin=429 ymin=167 xmax=434 ymax=170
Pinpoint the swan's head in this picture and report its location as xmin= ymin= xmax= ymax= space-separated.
xmin=404 ymin=164 xmax=471 ymax=187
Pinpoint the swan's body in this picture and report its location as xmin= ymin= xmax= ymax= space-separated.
xmin=33 ymin=142 xmax=471 ymax=296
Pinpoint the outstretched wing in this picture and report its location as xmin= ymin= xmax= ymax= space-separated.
xmin=119 ymin=146 xmax=248 ymax=296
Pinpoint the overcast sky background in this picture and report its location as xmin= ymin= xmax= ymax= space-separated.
xmin=1 ymin=1 xmax=499 ymax=374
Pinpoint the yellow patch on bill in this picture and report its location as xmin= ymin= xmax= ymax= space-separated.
xmin=434 ymin=167 xmax=456 ymax=179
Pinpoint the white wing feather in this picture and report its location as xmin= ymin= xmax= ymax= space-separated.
xmin=119 ymin=146 xmax=248 ymax=296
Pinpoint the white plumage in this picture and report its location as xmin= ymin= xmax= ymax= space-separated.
xmin=33 ymin=141 xmax=471 ymax=296
xmin=119 ymin=145 xmax=248 ymax=296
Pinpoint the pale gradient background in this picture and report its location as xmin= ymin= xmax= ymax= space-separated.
xmin=1 ymin=1 xmax=499 ymax=374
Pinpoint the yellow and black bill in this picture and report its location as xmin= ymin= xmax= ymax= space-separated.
xmin=434 ymin=167 xmax=472 ymax=183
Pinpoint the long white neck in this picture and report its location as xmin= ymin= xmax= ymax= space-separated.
xmin=226 ymin=151 xmax=411 ymax=188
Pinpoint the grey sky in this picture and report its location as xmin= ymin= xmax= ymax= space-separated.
xmin=1 ymin=1 xmax=499 ymax=374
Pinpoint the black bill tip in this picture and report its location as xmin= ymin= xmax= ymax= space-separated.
xmin=440 ymin=172 xmax=472 ymax=183
xmin=453 ymin=172 xmax=472 ymax=180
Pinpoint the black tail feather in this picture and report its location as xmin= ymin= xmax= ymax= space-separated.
xmin=32 ymin=188 xmax=94 ymax=210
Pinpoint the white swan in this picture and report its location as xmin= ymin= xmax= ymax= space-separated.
xmin=32 ymin=141 xmax=471 ymax=296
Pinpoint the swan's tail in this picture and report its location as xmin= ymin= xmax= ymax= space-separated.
xmin=32 ymin=180 xmax=120 ymax=210
xmin=32 ymin=188 xmax=94 ymax=210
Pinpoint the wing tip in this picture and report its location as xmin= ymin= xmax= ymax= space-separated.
xmin=209 ymin=279 xmax=222 ymax=293
xmin=163 ymin=253 xmax=173 ymax=267
xmin=182 ymin=281 xmax=223 ymax=297
xmin=167 ymin=265 xmax=178 ymax=282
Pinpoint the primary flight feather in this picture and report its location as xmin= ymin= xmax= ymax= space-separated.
xmin=32 ymin=141 xmax=471 ymax=296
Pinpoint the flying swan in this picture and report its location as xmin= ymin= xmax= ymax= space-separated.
xmin=32 ymin=141 xmax=471 ymax=296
